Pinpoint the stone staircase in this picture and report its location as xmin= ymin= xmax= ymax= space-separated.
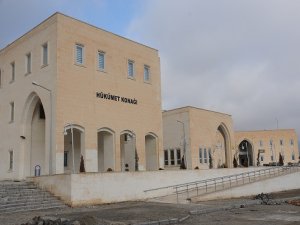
xmin=0 ymin=181 xmax=67 ymax=214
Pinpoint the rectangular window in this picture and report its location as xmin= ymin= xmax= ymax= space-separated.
xmin=9 ymin=150 xmax=13 ymax=170
xmin=176 ymin=148 xmax=181 ymax=165
xmin=11 ymin=62 xmax=15 ymax=82
xmin=75 ymin=44 xmax=84 ymax=65
xmin=260 ymin=155 xmax=264 ymax=161
xmin=10 ymin=102 xmax=14 ymax=123
xmin=170 ymin=149 xmax=175 ymax=165
xmin=42 ymin=43 xmax=48 ymax=66
xmin=292 ymin=153 xmax=295 ymax=160
xmin=271 ymin=155 xmax=274 ymax=161
xmin=291 ymin=139 xmax=294 ymax=146
xmin=164 ymin=150 xmax=169 ymax=166
xmin=128 ymin=60 xmax=134 ymax=78
xmin=280 ymin=139 xmax=283 ymax=146
xmin=144 ymin=65 xmax=150 ymax=82
xmin=204 ymin=148 xmax=207 ymax=163
xmin=199 ymin=148 xmax=203 ymax=163
xmin=64 ymin=151 xmax=68 ymax=167
xmin=26 ymin=52 xmax=31 ymax=74
xmin=259 ymin=140 xmax=263 ymax=147
xmin=269 ymin=140 xmax=273 ymax=146
xmin=98 ymin=51 xmax=105 ymax=70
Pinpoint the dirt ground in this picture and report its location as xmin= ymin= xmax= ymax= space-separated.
xmin=1 ymin=189 xmax=300 ymax=225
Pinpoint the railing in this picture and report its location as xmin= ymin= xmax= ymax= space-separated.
xmin=144 ymin=166 xmax=300 ymax=203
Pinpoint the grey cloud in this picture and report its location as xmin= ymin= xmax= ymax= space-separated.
xmin=128 ymin=0 xmax=300 ymax=144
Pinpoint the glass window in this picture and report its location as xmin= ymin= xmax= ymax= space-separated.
xmin=176 ymin=148 xmax=181 ymax=165
xmin=292 ymin=153 xmax=295 ymax=160
xmin=199 ymin=148 xmax=203 ymax=163
xmin=291 ymin=139 xmax=294 ymax=146
xmin=42 ymin=43 xmax=48 ymax=66
xmin=144 ymin=65 xmax=150 ymax=81
xmin=26 ymin=52 xmax=31 ymax=74
xmin=204 ymin=148 xmax=207 ymax=163
xmin=170 ymin=149 xmax=175 ymax=165
xmin=98 ymin=51 xmax=105 ymax=70
xmin=10 ymin=102 xmax=14 ymax=122
xmin=280 ymin=139 xmax=283 ymax=146
xmin=11 ymin=62 xmax=15 ymax=82
xmin=64 ymin=151 xmax=68 ymax=167
xmin=128 ymin=60 xmax=134 ymax=78
xmin=9 ymin=150 xmax=13 ymax=170
xmin=271 ymin=155 xmax=274 ymax=161
xmin=75 ymin=44 xmax=84 ymax=65
xmin=259 ymin=140 xmax=263 ymax=147
xmin=269 ymin=140 xmax=273 ymax=146
xmin=164 ymin=150 xmax=169 ymax=166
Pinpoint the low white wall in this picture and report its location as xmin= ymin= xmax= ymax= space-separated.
xmin=30 ymin=174 xmax=72 ymax=204
xmin=194 ymin=171 xmax=300 ymax=201
xmin=32 ymin=168 xmax=262 ymax=206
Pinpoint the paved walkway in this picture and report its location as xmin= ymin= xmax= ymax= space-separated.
xmin=1 ymin=189 xmax=299 ymax=225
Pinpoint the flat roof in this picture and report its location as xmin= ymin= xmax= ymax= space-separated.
xmin=0 ymin=12 xmax=158 ymax=53
xmin=163 ymin=106 xmax=232 ymax=117
xmin=236 ymin=129 xmax=296 ymax=133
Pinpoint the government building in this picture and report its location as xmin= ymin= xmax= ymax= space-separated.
xmin=235 ymin=129 xmax=299 ymax=167
xmin=0 ymin=13 xmax=299 ymax=182
xmin=0 ymin=13 xmax=163 ymax=180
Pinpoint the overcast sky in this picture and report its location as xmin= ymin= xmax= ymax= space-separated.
xmin=1 ymin=0 xmax=300 ymax=145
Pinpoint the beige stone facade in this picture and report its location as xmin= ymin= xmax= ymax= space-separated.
xmin=163 ymin=107 xmax=235 ymax=169
xmin=0 ymin=13 xmax=163 ymax=180
xmin=235 ymin=129 xmax=299 ymax=166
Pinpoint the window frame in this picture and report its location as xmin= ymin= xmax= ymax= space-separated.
xmin=127 ymin=59 xmax=135 ymax=78
xmin=280 ymin=139 xmax=283 ymax=146
xmin=199 ymin=148 xmax=203 ymax=163
xmin=25 ymin=52 xmax=32 ymax=75
xmin=75 ymin=43 xmax=84 ymax=65
xmin=144 ymin=65 xmax=150 ymax=82
xmin=42 ymin=42 xmax=48 ymax=67
xmin=290 ymin=139 xmax=294 ymax=146
xmin=10 ymin=62 xmax=15 ymax=83
xmin=9 ymin=150 xmax=13 ymax=171
xmin=9 ymin=101 xmax=14 ymax=123
xmin=97 ymin=51 xmax=105 ymax=71
xmin=204 ymin=148 xmax=208 ymax=163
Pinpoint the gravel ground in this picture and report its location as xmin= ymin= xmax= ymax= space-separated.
xmin=1 ymin=189 xmax=300 ymax=225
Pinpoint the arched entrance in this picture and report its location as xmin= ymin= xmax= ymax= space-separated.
xmin=145 ymin=133 xmax=158 ymax=171
xmin=63 ymin=124 xmax=85 ymax=173
xmin=120 ymin=130 xmax=136 ymax=172
xmin=238 ymin=140 xmax=253 ymax=167
xmin=20 ymin=92 xmax=48 ymax=177
xmin=97 ymin=128 xmax=115 ymax=172
xmin=215 ymin=124 xmax=231 ymax=168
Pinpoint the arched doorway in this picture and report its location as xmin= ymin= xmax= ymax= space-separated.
xmin=98 ymin=128 xmax=115 ymax=172
xmin=63 ymin=124 xmax=85 ymax=173
xmin=120 ymin=130 xmax=136 ymax=172
xmin=215 ymin=124 xmax=231 ymax=168
xmin=238 ymin=140 xmax=253 ymax=167
xmin=20 ymin=92 xmax=48 ymax=177
xmin=145 ymin=133 xmax=158 ymax=171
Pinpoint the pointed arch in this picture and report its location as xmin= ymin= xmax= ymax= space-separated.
xmin=216 ymin=123 xmax=232 ymax=168
xmin=145 ymin=132 xmax=159 ymax=171
xmin=20 ymin=92 xmax=49 ymax=177
xmin=97 ymin=127 xmax=115 ymax=172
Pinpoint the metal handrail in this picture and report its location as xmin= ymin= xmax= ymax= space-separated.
xmin=144 ymin=165 xmax=300 ymax=203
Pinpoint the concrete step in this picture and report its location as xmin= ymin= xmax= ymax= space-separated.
xmin=0 ymin=181 xmax=67 ymax=213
